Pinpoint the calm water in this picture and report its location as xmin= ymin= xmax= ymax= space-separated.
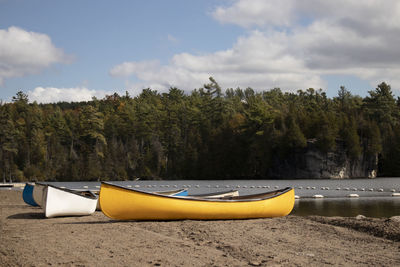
xmin=292 ymin=197 xmax=400 ymax=217
xmin=9 ymin=177 xmax=400 ymax=218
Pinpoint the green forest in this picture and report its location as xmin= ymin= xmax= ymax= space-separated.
xmin=1 ymin=78 xmax=400 ymax=182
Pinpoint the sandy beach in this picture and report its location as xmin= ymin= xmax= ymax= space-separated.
xmin=1 ymin=190 xmax=399 ymax=266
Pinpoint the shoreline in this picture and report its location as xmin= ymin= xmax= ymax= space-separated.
xmin=1 ymin=190 xmax=399 ymax=266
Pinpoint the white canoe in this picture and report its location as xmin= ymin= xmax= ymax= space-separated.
xmin=33 ymin=183 xmax=46 ymax=207
xmin=43 ymin=185 xmax=98 ymax=218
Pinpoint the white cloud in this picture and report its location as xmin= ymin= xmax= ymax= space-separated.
xmin=213 ymin=0 xmax=296 ymax=28
xmin=28 ymin=87 xmax=110 ymax=103
xmin=110 ymin=60 xmax=161 ymax=77
xmin=110 ymin=30 xmax=324 ymax=93
xmin=213 ymin=0 xmax=400 ymax=30
xmin=0 ymin=26 xmax=70 ymax=85
xmin=174 ymin=31 xmax=324 ymax=89
xmin=167 ymin=34 xmax=179 ymax=44
xmin=110 ymin=1 xmax=400 ymax=94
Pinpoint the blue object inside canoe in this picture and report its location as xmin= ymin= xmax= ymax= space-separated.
xmin=172 ymin=189 xmax=188 ymax=196
xmin=22 ymin=183 xmax=38 ymax=206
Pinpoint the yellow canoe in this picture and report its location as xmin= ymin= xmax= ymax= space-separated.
xmin=99 ymin=182 xmax=295 ymax=220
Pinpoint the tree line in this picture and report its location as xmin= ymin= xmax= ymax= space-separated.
xmin=1 ymin=78 xmax=399 ymax=182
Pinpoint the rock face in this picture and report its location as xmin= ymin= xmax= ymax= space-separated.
xmin=268 ymin=140 xmax=378 ymax=179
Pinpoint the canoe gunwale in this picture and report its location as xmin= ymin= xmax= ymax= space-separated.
xmin=101 ymin=182 xmax=292 ymax=202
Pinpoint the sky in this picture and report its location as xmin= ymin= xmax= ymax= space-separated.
xmin=1 ymin=0 xmax=400 ymax=103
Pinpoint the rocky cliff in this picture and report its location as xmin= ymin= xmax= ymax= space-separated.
xmin=267 ymin=140 xmax=378 ymax=179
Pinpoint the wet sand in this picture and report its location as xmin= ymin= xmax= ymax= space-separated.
xmin=1 ymin=190 xmax=399 ymax=266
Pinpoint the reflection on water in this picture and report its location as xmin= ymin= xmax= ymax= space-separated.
xmin=292 ymin=197 xmax=400 ymax=218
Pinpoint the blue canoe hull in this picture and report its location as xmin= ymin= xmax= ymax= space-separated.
xmin=22 ymin=183 xmax=38 ymax=206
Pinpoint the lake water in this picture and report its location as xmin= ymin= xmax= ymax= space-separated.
xmin=8 ymin=177 xmax=400 ymax=218
xmin=292 ymin=197 xmax=400 ymax=217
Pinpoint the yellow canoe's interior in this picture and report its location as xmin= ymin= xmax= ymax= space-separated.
xmin=102 ymin=182 xmax=291 ymax=201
